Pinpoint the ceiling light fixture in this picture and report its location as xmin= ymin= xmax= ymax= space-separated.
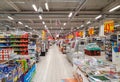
xmin=18 ymin=21 xmax=23 ymax=25
xmin=68 ymin=12 xmax=73 ymax=18
xmin=86 ymin=21 xmax=91 ymax=24
xmin=32 ymin=4 xmax=37 ymax=12
xmin=109 ymin=5 xmax=120 ymax=12
xmin=8 ymin=16 xmax=14 ymax=20
xmin=95 ymin=15 xmax=102 ymax=20
xmin=61 ymin=28 xmax=63 ymax=30
xmin=77 ymin=27 xmax=79 ymax=29
xmin=115 ymin=24 xmax=120 ymax=27
xmin=9 ymin=1 xmax=25 ymax=4
xmin=45 ymin=25 xmax=47 ymax=29
xmin=29 ymin=27 xmax=32 ymax=29
xmin=63 ymin=23 xmax=66 ymax=26
xmin=45 ymin=2 xmax=49 ymax=11
xmin=25 ymin=25 xmax=28 ymax=27
xmin=81 ymin=25 xmax=84 ymax=27
xmin=39 ymin=15 xmax=42 ymax=20
xmin=42 ymin=21 xmax=45 ymax=25
xmin=5 ymin=25 xmax=10 ymax=27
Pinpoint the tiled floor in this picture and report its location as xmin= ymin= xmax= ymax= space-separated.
xmin=32 ymin=45 xmax=73 ymax=82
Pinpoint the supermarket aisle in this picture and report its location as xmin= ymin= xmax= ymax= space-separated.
xmin=32 ymin=45 xmax=73 ymax=82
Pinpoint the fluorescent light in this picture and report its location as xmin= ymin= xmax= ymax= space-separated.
xmin=9 ymin=1 xmax=25 ymax=4
xmin=46 ymin=28 xmax=48 ymax=30
xmin=109 ymin=5 xmax=120 ymax=12
xmin=63 ymin=23 xmax=66 ymax=26
xmin=18 ymin=21 xmax=23 ymax=25
xmin=32 ymin=4 xmax=37 ymax=12
xmin=45 ymin=25 xmax=48 ymax=29
xmin=29 ymin=27 xmax=32 ymax=29
xmin=25 ymin=25 xmax=28 ymax=27
xmin=115 ymin=24 xmax=120 ymax=27
xmin=39 ymin=15 xmax=42 ymax=20
xmin=42 ymin=21 xmax=45 ymax=24
xmin=8 ymin=16 xmax=14 ymax=20
xmin=81 ymin=25 xmax=84 ymax=27
xmin=77 ymin=27 xmax=79 ymax=29
xmin=45 ymin=2 xmax=49 ymax=11
xmin=86 ymin=21 xmax=91 ymax=24
xmin=95 ymin=15 xmax=102 ymax=20
xmin=5 ymin=25 xmax=9 ymax=27
xmin=68 ymin=12 xmax=73 ymax=18
xmin=45 ymin=25 xmax=47 ymax=27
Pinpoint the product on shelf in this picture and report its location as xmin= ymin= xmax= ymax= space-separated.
xmin=0 ymin=57 xmax=36 ymax=82
xmin=0 ymin=48 xmax=14 ymax=60
xmin=0 ymin=32 xmax=36 ymax=82
xmin=0 ymin=60 xmax=22 ymax=82
xmin=73 ymin=57 xmax=120 ymax=82
xmin=16 ymin=59 xmax=28 ymax=73
xmin=105 ymin=34 xmax=117 ymax=61
xmin=0 ymin=33 xmax=29 ymax=55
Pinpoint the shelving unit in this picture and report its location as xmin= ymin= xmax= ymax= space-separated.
xmin=28 ymin=37 xmax=36 ymax=55
xmin=105 ymin=34 xmax=117 ymax=61
xmin=117 ymin=34 xmax=120 ymax=44
xmin=0 ymin=33 xmax=29 ymax=56
xmin=112 ymin=34 xmax=120 ymax=64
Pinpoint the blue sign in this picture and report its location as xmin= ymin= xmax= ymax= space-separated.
xmin=24 ymin=64 xmax=36 ymax=82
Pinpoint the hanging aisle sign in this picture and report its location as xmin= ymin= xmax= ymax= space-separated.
xmin=42 ymin=30 xmax=46 ymax=40
xmin=68 ymin=34 xmax=74 ymax=39
xmin=75 ymin=31 xmax=80 ymax=37
xmin=79 ymin=31 xmax=84 ymax=37
xmin=88 ymin=27 xmax=94 ymax=36
xmin=104 ymin=20 xmax=114 ymax=33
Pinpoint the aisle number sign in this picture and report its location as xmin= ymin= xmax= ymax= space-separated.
xmin=88 ymin=27 xmax=94 ymax=36
xmin=104 ymin=20 xmax=114 ymax=33
xmin=42 ymin=30 xmax=46 ymax=40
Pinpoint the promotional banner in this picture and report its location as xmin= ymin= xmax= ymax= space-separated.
xmin=104 ymin=20 xmax=114 ymax=33
xmin=68 ymin=34 xmax=74 ymax=39
xmin=75 ymin=32 xmax=80 ymax=37
xmin=79 ymin=31 xmax=84 ymax=37
xmin=88 ymin=27 xmax=94 ymax=36
xmin=42 ymin=30 xmax=46 ymax=40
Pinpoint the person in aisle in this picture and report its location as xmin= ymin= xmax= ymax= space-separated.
xmin=41 ymin=42 xmax=46 ymax=56
xmin=35 ymin=46 xmax=40 ymax=63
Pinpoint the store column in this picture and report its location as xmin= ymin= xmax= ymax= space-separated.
xmin=83 ymin=30 xmax=86 ymax=38
xmin=99 ymin=25 xmax=104 ymax=36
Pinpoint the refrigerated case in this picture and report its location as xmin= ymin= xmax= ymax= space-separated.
xmin=66 ymin=38 xmax=86 ymax=64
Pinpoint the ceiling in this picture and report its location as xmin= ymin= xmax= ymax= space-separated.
xmin=0 ymin=0 xmax=119 ymax=36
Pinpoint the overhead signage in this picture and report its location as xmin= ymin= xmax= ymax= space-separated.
xmin=88 ymin=27 xmax=94 ymax=36
xmin=104 ymin=20 xmax=114 ymax=33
